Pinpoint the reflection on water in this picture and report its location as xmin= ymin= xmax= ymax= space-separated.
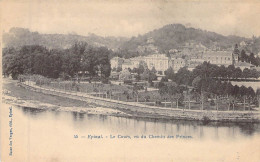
xmin=18 ymin=106 xmax=260 ymax=140
xmin=2 ymin=105 xmax=259 ymax=161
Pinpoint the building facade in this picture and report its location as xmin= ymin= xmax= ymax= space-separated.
xmin=143 ymin=54 xmax=169 ymax=74
xmin=202 ymin=50 xmax=237 ymax=66
xmin=170 ymin=58 xmax=186 ymax=72
xmin=110 ymin=57 xmax=124 ymax=69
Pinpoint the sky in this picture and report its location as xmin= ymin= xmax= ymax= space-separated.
xmin=1 ymin=0 xmax=260 ymax=38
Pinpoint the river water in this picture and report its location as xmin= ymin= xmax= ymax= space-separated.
xmin=1 ymin=104 xmax=260 ymax=162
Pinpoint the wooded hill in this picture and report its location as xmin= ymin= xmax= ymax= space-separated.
xmin=3 ymin=24 xmax=260 ymax=55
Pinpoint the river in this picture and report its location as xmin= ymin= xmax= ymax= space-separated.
xmin=1 ymin=104 xmax=260 ymax=161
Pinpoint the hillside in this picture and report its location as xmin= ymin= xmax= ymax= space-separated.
xmin=120 ymin=24 xmax=250 ymax=52
xmin=3 ymin=28 xmax=128 ymax=50
xmin=3 ymin=25 xmax=260 ymax=55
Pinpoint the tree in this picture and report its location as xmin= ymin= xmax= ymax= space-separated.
xmin=151 ymin=67 xmax=157 ymax=74
xmin=141 ymin=69 xmax=150 ymax=81
xmin=174 ymin=67 xmax=191 ymax=85
xmin=100 ymin=63 xmax=111 ymax=83
xmin=256 ymin=88 xmax=260 ymax=108
xmin=224 ymin=82 xmax=234 ymax=96
xmin=168 ymin=83 xmax=184 ymax=108
xmin=119 ymin=69 xmax=131 ymax=81
xmin=242 ymin=68 xmax=250 ymax=78
xmin=227 ymin=65 xmax=235 ymax=79
xmin=239 ymin=50 xmax=247 ymax=62
xmin=165 ymin=67 xmax=174 ymax=80
xmin=218 ymin=65 xmax=227 ymax=78
xmin=116 ymin=67 xmax=122 ymax=72
xmin=138 ymin=61 xmax=147 ymax=74
xmin=81 ymin=46 xmax=111 ymax=81
xmin=232 ymin=68 xmax=242 ymax=79
xmin=192 ymin=76 xmax=202 ymax=93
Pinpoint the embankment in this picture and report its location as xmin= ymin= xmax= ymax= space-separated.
xmin=18 ymin=82 xmax=260 ymax=123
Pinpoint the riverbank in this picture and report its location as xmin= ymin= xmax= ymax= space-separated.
xmin=2 ymin=79 xmax=129 ymax=117
xmin=2 ymin=79 xmax=260 ymax=123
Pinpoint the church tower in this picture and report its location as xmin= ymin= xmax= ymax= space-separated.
xmin=232 ymin=44 xmax=239 ymax=65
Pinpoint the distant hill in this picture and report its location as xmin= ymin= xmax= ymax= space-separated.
xmin=120 ymin=24 xmax=250 ymax=52
xmin=3 ymin=25 xmax=260 ymax=55
xmin=3 ymin=28 xmax=129 ymax=50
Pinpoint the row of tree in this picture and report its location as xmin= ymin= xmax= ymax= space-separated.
xmin=3 ymin=43 xmax=112 ymax=82
xmin=233 ymin=44 xmax=260 ymax=66
xmin=161 ymin=61 xmax=260 ymax=108
xmin=164 ymin=62 xmax=260 ymax=87
xmin=118 ymin=61 xmax=158 ymax=83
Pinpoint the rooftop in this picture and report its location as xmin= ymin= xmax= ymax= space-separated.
xmin=203 ymin=51 xmax=232 ymax=57
xmin=234 ymin=62 xmax=255 ymax=67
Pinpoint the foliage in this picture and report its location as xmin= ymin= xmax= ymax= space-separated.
xmin=3 ymin=43 xmax=112 ymax=81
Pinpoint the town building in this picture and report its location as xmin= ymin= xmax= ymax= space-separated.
xmin=121 ymin=60 xmax=134 ymax=70
xmin=202 ymin=50 xmax=238 ymax=66
xmin=110 ymin=57 xmax=124 ymax=69
xmin=143 ymin=54 xmax=169 ymax=74
xmin=170 ymin=58 xmax=186 ymax=72
xmin=240 ymin=41 xmax=247 ymax=47
xmin=234 ymin=62 xmax=255 ymax=71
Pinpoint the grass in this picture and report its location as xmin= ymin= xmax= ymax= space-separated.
xmin=47 ymin=81 xmax=130 ymax=93
xmin=7 ymin=78 xmax=256 ymax=111
xmin=3 ymin=80 xmax=93 ymax=107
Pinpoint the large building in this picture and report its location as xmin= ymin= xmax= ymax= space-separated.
xmin=170 ymin=58 xmax=186 ymax=72
xmin=118 ymin=54 xmax=169 ymax=74
xmin=143 ymin=54 xmax=169 ymax=74
xmin=202 ymin=50 xmax=238 ymax=66
xmin=110 ymin=57 xmax=124 ymax=69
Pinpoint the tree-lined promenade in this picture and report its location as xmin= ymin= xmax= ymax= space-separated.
xmin=16 ymin=72 xmax=260 ymax=113
xmin=11 ymin=78 xmax=259 ymax=123
xmin=3 ymin=44 xmax=260 ymax=112
xmin=161 ymin=62 xmax=260 ymax=111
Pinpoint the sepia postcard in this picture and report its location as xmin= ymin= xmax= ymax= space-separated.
xmin=1 ymin=0 xmax=260 ymax=161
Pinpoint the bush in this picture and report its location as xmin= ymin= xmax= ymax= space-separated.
xmin=202 ymin=116 xmax=210 ymax=124
xmin=124 ymin=80 xmax=133 ymax=85
xmin=101 ymin=77 xmax=109 ymax=84
xmin=210 ymin=99 xmax=215 ymax=106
